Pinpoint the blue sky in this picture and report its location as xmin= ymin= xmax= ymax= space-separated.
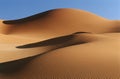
xmin=0 ymin=0 xmax=119 ymax=20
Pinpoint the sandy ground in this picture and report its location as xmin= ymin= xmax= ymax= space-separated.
xmin=0 ymin=8 xmax=120 ymax=79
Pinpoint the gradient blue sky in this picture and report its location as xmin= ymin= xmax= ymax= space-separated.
xmin=0 ymin=0 xmax=119 ymax=20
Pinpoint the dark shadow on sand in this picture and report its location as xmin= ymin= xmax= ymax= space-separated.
xmin=0 ymin=32 xmax=89 ymax=74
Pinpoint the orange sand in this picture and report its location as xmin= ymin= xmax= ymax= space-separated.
xmin=0 ymin=8 xmax=120 ymax=79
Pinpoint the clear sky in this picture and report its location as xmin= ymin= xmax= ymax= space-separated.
xmin=0 ymin=0 xmax=119 ymax=20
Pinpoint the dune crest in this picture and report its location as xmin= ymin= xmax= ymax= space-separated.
xmin=0 ymin=8 xmax=120 ymax=79
xmin=1 ymin=8 xmax=120 ymax=38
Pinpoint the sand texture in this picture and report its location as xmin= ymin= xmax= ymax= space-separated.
xmin=0 ymin=8 xmax=120 ymax=79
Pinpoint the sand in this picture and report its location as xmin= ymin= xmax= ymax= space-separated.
xmin=0 ymin=8 xmax=120 ymax=79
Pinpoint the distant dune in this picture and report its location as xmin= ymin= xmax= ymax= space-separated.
xmin=0 ymin=8 xmax=120 ymax=79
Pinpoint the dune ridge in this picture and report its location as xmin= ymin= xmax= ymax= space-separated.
xmin=0 ymin=8 xmax=119 ymax=37
xmin=0 ymin=8 xmax=120 ymax=79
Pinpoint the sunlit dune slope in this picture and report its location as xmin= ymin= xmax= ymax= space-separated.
xmin=1 ymin=8 xmax=120 ymax=39
xmin=0 ymin=8 xmax=120 ymax=79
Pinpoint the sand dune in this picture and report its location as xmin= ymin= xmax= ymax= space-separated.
xmin=2 ymin=8 xmax=120 ymax=38
xmin=0 ymin=8 xmax=120 ymax=79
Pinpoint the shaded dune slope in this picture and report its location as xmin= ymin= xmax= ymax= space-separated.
xmin=0 ymin=32 xmax=120 ymax=78
xmin=1 ymin=8 xmax=120 ymax=38
xmin=0 ymin=8 xmax=120 ymax=79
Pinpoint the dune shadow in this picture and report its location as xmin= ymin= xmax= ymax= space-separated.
xmin=0 ymin=56 xmax=35 ymax=74
xmin=0 ymin=32 xmax=90 ymax=74
xmin=16 ymin=32 xmax=89 ymax=48
xmin=3 ymin=9 xmax=54 ymax=24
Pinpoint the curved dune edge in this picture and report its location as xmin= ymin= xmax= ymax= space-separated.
xmin=3 ymin=8 xmax=107 ymax=24
xmin=0 ymin=8 xmax=119 ymax=36
xmin=0 ymin=8 xmax=120 ymax=78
